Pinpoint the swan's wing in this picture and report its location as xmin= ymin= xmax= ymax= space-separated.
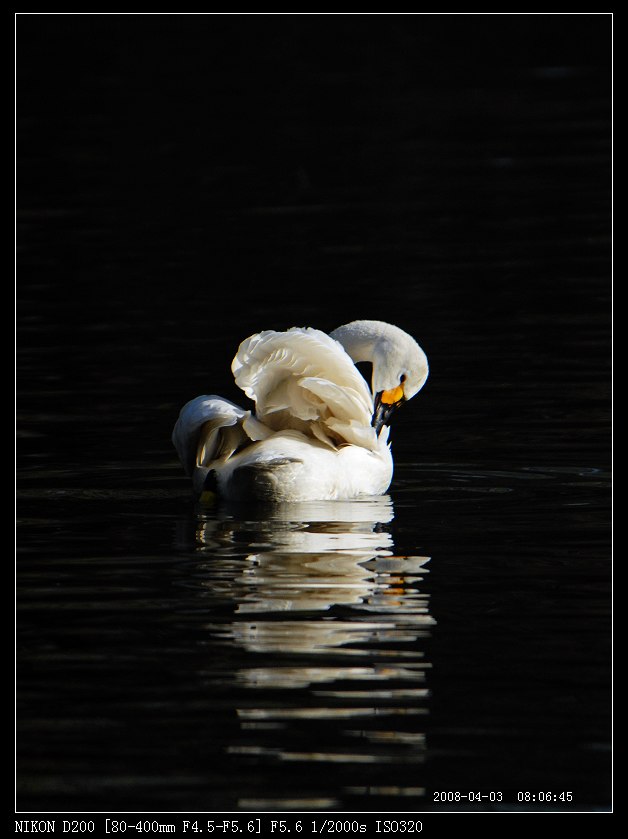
xmin=231 ymin=328 xmax=377 ymax=449
xmin=172 ymin=395 xmax=273 ymax=483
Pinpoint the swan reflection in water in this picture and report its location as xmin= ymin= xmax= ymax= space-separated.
xmin=178 ymin=496 xmax=434 ymax=809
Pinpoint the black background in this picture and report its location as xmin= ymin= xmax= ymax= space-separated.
xmin=17 ymin=13 xmax=612 ymax=817
xmin=17 ymin=13 xmax=612 ymax=468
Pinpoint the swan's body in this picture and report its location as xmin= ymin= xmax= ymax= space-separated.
xmin=172 ymin=320 xmax=428 ymax=502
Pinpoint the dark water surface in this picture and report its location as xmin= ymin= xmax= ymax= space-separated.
xmin=17 ymin=16 xmax=611 ymax=813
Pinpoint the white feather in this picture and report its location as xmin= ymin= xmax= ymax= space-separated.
xmin=172 ymin=321 xmax=428 ymax=501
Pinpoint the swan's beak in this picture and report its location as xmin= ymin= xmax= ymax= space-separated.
xmin=372 ymin=386 xmax=406 ymax=433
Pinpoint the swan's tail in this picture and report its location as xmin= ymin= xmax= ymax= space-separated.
xmin=172 ymin=395 xmax=272 ymax=493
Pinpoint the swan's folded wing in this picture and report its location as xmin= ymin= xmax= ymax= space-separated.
xmin=172 ymin=395 xmax=271 ymax=478
xmin=298 ymin=377 xmax=378 ymax=448
xmin=231 ymin=328 xmax=375 ymax=447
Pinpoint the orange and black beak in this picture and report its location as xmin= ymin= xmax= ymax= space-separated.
xmin=372 ymin=384 xmax=405 ymax=433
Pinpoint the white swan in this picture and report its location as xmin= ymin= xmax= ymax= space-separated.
xmin=172 ymin=320 xmax=428 ymax=502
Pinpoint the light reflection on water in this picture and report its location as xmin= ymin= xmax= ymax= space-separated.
xmin=16 ymin=458 xmax=611 ymax=811
xmin=178 ymin=496 xmax=433 ymax=809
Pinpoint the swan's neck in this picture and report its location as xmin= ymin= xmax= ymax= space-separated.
xmin=330 ymin=321 xmax=392 ymax=396
xmin=330 ymin=321 xmax=385 ymax=366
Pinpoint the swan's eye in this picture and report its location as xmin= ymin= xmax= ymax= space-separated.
xmin=400 ymin=374 xmax=407 ymax=384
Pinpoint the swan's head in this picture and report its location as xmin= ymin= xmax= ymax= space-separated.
xmin=330 ymin=320 xmax=429 ymax=432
